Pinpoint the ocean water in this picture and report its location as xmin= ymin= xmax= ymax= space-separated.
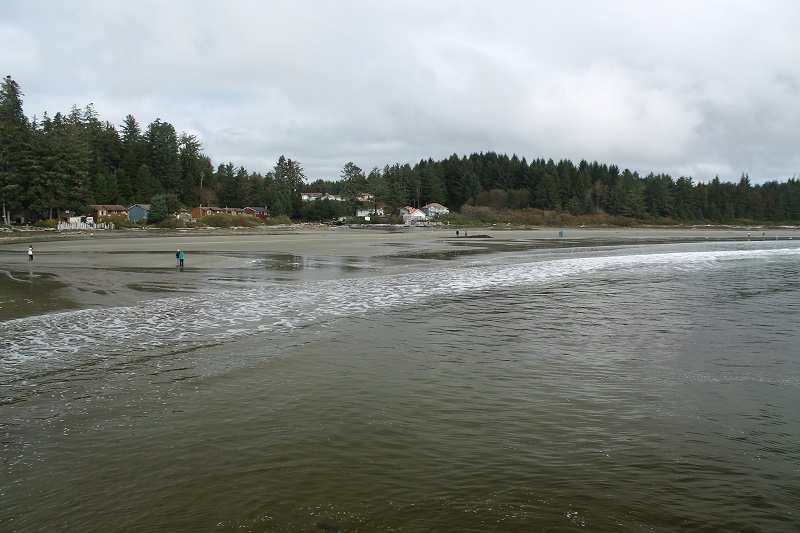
xmin=1 ymin=240 xmax=799 ymax=531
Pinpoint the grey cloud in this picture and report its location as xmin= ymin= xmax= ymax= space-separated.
xmin=4 ymin=0 xmax=799 ymax=182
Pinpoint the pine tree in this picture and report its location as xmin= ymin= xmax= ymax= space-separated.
xmin=340 ymin=162 xmax=366 ymax=213
xmin=147 ymin=194 xmax=168 ymax=223
xmin=135 ymin=164 xmax=161 ymax=201
xmin=0 ymin=76 xmax=31 ymax=224
xmin=366 ymin=166 xmax=387 ymax=215
xmin=178 ymin=133 xmax=203 ymax=205
xmin=146 ymin=119 xmax=181 ymax=193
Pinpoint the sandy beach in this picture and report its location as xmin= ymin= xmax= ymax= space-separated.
xmin=1 ymin=225 xmax=797 ymax=320
xmin=2 ymin=225 xmax=797 ymax=268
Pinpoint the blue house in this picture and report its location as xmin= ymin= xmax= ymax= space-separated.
xmin=128 ymin=204 xmax=150 ymax=222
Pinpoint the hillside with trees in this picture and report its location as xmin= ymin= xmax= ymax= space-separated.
xmin=2 ymin=76 xmax=799 ymax=226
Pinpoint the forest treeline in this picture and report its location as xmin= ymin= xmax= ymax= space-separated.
xmin=2 ymin=75 xmax=799 ymax=226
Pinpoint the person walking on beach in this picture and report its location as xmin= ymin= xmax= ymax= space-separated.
xmin=176 ymin=249 xmax=181 ymax=267
xmin=28 ymin=245 xmax=34 ymax=261
xmin=178 ymin=250 xmax=185 ymax=271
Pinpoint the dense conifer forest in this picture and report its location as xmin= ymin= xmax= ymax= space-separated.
xmin=2 ymin=76 xmax=799 ymax=226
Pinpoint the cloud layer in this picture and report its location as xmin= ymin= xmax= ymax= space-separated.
xmin=3 ymin=0 xmax=799 ymax=182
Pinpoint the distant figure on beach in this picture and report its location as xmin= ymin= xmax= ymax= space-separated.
xmin=456 ymin=230 xmax=459 ymax=237
xmin=559 ymin=230 xmax=564 ymax=238
xmin=748 ymin=232 xmax=751 ymax=240
xmin=464 ymin=230 xmax=468 ymax=237
xmin=28 ymin=245 xmax=34 ymax=261
xmin=178 ymin=250 xmax=185 ymax=271
xmin=176 ymin=249 xmax=181 ymax=267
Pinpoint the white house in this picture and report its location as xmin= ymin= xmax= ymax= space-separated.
xmin=358 ymin=192 xmax=375 ymax=202
xmin=421 ymin=203 xmax=449 ymax=216
xmin=402 ymin=207 xmax=428 ymax=224
xmin=356 ymin=207 xmax=385 ymax=218
xmin=301 ymin=192 xmax=324 ymax=201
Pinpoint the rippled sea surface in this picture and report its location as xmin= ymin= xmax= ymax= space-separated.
xmin=2 ymin=240 xmax=799 ymax=531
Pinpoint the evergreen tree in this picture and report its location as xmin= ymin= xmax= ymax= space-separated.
xmin=147 ymin=194 xmax=168 ymax=222
xmin=28 ymin=113 xmax=66 ymax=219
xmin=459 ymin=171 xmax=483 ymax=206
xmin=0 ymin=75 xmax=31 ymax=223
xmin=36 ymin=110 xmax=91 ymax=217
xmin=89 ymin=169 xmax=119 ymax=204
xmin=735 ymin=173 xmax=752 ymax=219
xmin=120 ymin=115 xmax=147 ymax=179
xmin=115 ymin=168 xmax=133 ymax=204
xmin=341 ymin=161 xmax=366 ymax=214
xmin=381 ymin=164 xmax=411 ymax=215
xmin=271 ymin=188 xmax=292 ymax=217
xmin=609 ymin=169 xmax=645 ymax=218
xmin=420 ymin=161 xmax=447 ymax=205
xmin=272 ymin=156 xmax=305 ymax=218
xmin=366 ymin=166 xmax=387 ymax=214
xmin=673 ymin=176 xmax=695 ymax=220
xmin=591 ymin=181 xmax=610 ymax=213
xmin=215 ymin=162 xmax=238 ymax=207
xmin=534 ymin=171 xmax=560 ymax=210
xmin=643 ymin=173 xmax=674 ymax=218
xmin=146 ymin=119 xmax=181 ymax=193
xmin=179 ymin=133 xmax=204 ymax=205
xmin=135 ymin=164 xmax=161 ymax=201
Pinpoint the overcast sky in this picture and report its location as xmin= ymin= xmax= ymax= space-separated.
xmin=3 ymin=0 xmax=799 ymax=183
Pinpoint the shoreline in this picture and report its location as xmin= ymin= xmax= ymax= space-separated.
xmin=1 ymin=224 xmax=798 ymax=268
xmin=2 ymin=225 xmax=798 ymax=321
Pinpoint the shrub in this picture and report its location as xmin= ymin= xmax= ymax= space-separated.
xmin=265 ymin=215 xmax=292 ymax=226
xmin=198 ymin=214 xmax=233 ymax=227
xmin=34 ymin=219 xmax=59 ymax=228
xmin=230 ymin=215 xmax=261 ymax=227
xmin=155 ymin=217 xmax=185 ymax=229
xmin=104 ymin=215 xmax=136 ymax=228
xmin=448 ymin=205 xmax=640 ymax=227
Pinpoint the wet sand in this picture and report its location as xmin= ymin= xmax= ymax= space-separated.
xmin=1 ymin=225 xmax=797 ymax=320
xmin=1 ymin=225 xmax=796 ymax=269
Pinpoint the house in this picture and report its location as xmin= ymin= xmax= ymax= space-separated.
xmin=176 ymin=208 xmax=192 ymax=222
xmin=90 ymin=204 xmax=129 ymax=220
xmin=301 ymin=192 xmax=324 ymax=201
xmin=222 ymin=207 xmax=248 ymax=217
xmin=402 ymin=207 xmax=428 ymax=223
xmin=190 ymin=206 xmax=223 ymax=219
xmin=421 ymin=203 xmax=450 ymax=217
xmin=322 ymin=194 xmax=344 ymax=202
xmin=57 ymin=209 xmax=77 ymax=221
xmin=244 ymin=206 xmax=270 ymax=220
xmin=127 ymin=204 xmax=150 ymax=222
xmin=356 ymin=207 xmax=385 ymax=218
xmin=357 ymin=192 xmax=375 ymax=202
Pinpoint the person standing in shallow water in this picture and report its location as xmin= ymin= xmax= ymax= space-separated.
xmin=178 ymin=250 xmax=185 ymax=271
xmin=175 ymin=249 xmax=181 ymax=267
xmin=28 ymin=245 xmax=34 ymax=261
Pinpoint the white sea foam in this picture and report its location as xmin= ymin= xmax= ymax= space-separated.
xmin=1 ymin=244 xmax=798 ymax=371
